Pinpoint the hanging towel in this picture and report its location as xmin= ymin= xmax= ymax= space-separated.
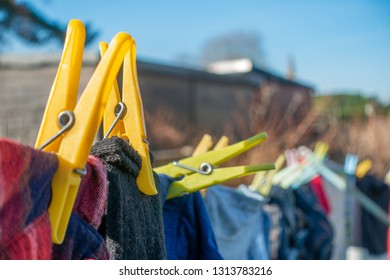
xmin=204 ymin=185 xmax=268 ymax=260
xmin=158 ymin=174 xmax=223 ymax=260
xmin=52 ymin=156 xmax=109 ymax=260
xmin=0 ymin=138 xmax=56 ymax=260
xmin=91 ymin=136 xmax=166 ymax=260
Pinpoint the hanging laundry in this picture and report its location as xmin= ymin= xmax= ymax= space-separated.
xmin=52 ymin=215 xmax=109 ymax=260
xmin=52 ymin=156 xmax=109 ymax=260
xmin=321 ymin=177 xmax=348 ymax=259
xmin=349 ymin=186 xmax=363 ymax=257
xmin=262 ymin=204 xmax=282 ymax=260
xmin=385 ymin=171 xmax=390 ymax=260
xmin=158 ymin=174 xmax=223 ymax=260
xmin=0 ymin=138 xmax=56 ymax=260
xmin=91 ymin=136 xmax=166 ymax=260
xmin=204 ymin=185 xmax=269 ymax=260
xmin=309 ymin=175 xmax=331 ymax=215
xmin=353 ymin=175 xmax=389 ymax=256
xmin=293 ymin=184 xmax=333 ymax=259
xmin=267 ymin=185 xmax=304 ymax=260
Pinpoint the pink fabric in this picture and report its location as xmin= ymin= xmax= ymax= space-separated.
xmin=74 ymin=156 xmax=108 ymax=229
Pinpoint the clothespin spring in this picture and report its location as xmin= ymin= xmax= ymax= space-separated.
xmin=103 ymin=101 xmax=151 ymax=147
xmin=172 ymin=161 xmax=214 ymax=175
xmin=38 ymin=111 xmax=75 ymax=150
xmin=38 ymin=110 xmax=87 ymax=176
xmin=104 ymin=102 xmax=127 ymax=139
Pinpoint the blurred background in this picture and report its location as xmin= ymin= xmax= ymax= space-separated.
xmin=0 ymin=0 xmax=389 ymax=177
xmin=1 ymin=0 xmax=390 ymax=261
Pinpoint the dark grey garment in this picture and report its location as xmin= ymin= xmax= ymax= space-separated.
xmin=91 ymin=136 xmax=166 ymax=260
xmin=354 ymin=175 xmax=389 ymax=255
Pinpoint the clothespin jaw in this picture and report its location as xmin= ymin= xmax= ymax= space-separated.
xmin=100 ymin=39 xmax=157 ymax=195
xmin=51 ymin=32 xmax=132 ymax=244
xmin=35 ymin=19 xmax=85 ymax=151
xmin=122 ymin=42 xmax=157 ymax=195
xmin=47 ymin=29 xmax=133 ymax=244
xmin=280 ymin=146 xmax=346 ymax=190
xmin=192 ymin=134 xmax=213 ymax=156
xmin=213 ymin=135 xmax=229 ymax=150
xmin=314 ymin=141 xmax=329 ymax=161
xmin=272 ymin=147 xmax=321 ymax=188
xmin=154 ymin=132 xmax=268 ymax=177
xmin=196 ymin=135 xmax=229 ymax=197
xmin=250 ymin=154 xmax=285 ymax=195
xmin=344 ymin=154 xmax=359 ymax=176
xmin=100 ymin=42 xmax=126 ymax=139
xmin=157 ymin=132 xmax=274 ymax=199
xmin=356 ymin=159 xmax=373 ymax=178
xmin=167 ymin=163 xmax=275 ymax=199
xmin=192 ymin=134 xmax=229 ymax=156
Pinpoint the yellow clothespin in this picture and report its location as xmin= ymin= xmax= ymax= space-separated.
xmin=35 ymin=19 xmax=133 ymax=244
xmin=213 ymin=135 xmax=229 ymax=150
xmin=100 ymin=40 xmax=157 ymax=195
xmin=272 ymin=145 xmax=328 ymax=189
xmin=101 ymin=44 xmax=125 ymax=140
xmin=250 ymin=154 xmax=286 ymax=196
xmin=199 ymin=135 xmax=229 ymax=196
xmin=314 ymin=141 xmax=329 ymax=160
xmin=35 ymin=19 xmax=85 ymax=151
xmin=154 ymin=132 xmax=275 ymax=199
xmin=356 ymin=159 xmax=373 ymax=179
xmin=193 ymin=134 xmax=229 ymax=156
xmin=192 ymin=134 xmax=213 ymax=156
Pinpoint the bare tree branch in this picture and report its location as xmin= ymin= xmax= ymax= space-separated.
xmin=0 ymin=0 xmax=98 ymax=47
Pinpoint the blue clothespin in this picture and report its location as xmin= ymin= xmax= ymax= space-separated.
xmin=344 ymin=154 xmax=359 ymax=176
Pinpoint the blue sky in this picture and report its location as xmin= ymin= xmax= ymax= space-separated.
xmin=6 ymin=0 xmax=390 ymax=102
